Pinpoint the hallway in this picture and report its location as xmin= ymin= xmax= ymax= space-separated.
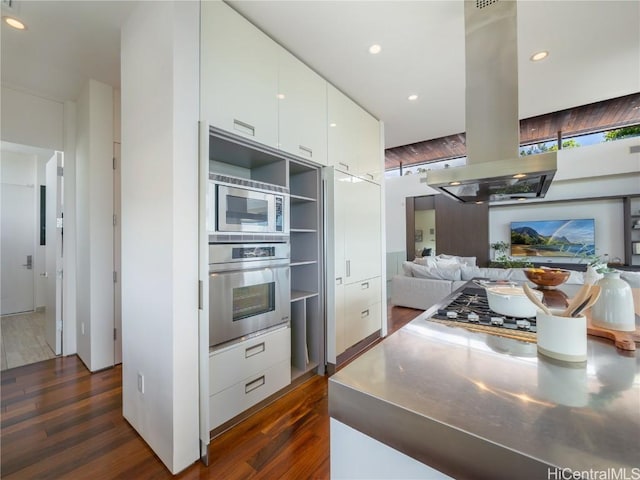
xmin=1 ymin=311 xmax=56 ymax=371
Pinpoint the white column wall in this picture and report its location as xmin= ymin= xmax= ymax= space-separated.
xmin=75 ymin=80 xmax=114 ymax=371
xmin=75 ymin=85 xmax=91 ymax=363
xmin=121 ymin=1 xmax=200 ymax=473
xmin=63 ymin=100 xmax=78 ymax=356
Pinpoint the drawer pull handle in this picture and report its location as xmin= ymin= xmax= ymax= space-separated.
xmin=361 ymin=282 xmax=369 ymax=289
xmin=336 ymin=277 xmax=343 ymax=285
xmin=245 ymin=342 xmax=265 ymax=358
xmin=245 ymin=375 xmax=265 ymax=394
xmin=233 ymin=119 xmax=255 ymax=137
xmin=361 ymin=309 xmax=370 ymax=318
xmin=338 ymin=162 xmax=350 ymax=171
xmin=366 ymin=173 xmax=374 ymax=180
xmin=299 ymin=145 xmax=313 ymax=157
xmin=346 ymin=260 xmax=351 ymax=277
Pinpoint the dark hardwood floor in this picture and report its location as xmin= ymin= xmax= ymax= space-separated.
xmin=1 ymin=306 xmax=423 ymax=479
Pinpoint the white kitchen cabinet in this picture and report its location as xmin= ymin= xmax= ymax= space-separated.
xmin=344 ymin=178 xmax=382 ymax=282
xmin=201 ymin=1 xmax=279 ymax=148
xmin=278 ymin=49 xmax=328 ymax=165
xmin=332 ymin=169 xmax=382 ymax=284
xmin=325 ymin=167 xmax=383 ymax=365
xmin=327 ymin=85 xmax=382 ymax=183
xmin=209 ymin=359 xmax=290 ymax=429
xmin=344 ymin=278 xmax=382 ymax=349
xmin=209 ymin=326 xmax=291 ymax=429
xmin=358 ymin=112 xmax=383 ymax=183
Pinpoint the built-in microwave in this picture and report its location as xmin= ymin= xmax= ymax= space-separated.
xmin=207 ymin=173 xmax=289 ymax=243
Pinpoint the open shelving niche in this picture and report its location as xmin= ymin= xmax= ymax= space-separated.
xmin=624 ymin=196 xmax=640 ymax=266
xmin=208 ymin=127 xmax=325 ymax=382
xmin=288 ymin=159 xmax=324 ymax=380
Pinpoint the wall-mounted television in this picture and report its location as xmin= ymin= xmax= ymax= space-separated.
xmin=510 ymin=219 xmax=595 ymax=257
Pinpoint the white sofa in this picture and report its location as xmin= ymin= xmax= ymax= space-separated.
xmin=390 ymin=256 xmax=586 ymax=311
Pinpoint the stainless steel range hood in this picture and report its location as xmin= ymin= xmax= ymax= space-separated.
xmin=428 ymin=0 xmax=556 ymax=203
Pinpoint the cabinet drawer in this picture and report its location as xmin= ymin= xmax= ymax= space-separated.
xmin=210 ymin=326 xmax=290 ymax=395
xmin=345 ymin=276 xmax=381 ymax=311
xmin=344 ymin=301 xmax=381 ymax=350
xmin=209 ymin=359 xmax=291 ymax=429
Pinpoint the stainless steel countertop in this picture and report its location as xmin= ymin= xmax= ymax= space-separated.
xmin=329 ymin=303 xmax=640 ymax=479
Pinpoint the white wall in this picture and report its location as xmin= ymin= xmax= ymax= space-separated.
xmin=75 ymin=79 xmax=114 ymax=371
xmin=490 ymin=199 xmax=624 ymax=264
xmin=1 ymin=87 xmax=64 ymax=151
xmin=385 ymin=137 xmax=640 ymax=262
xmin=121 ymin=1 xmax=200 ymax=473
xmin=385 ymin=174 xmax=438 ymax=252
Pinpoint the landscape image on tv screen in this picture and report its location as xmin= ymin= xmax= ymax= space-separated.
xmin=510 ymin=219 xmax=595 ymax=257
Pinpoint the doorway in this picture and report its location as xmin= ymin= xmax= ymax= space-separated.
xmin=406 ymin=195 xmax=437 ymax=260
xmin=1 ymin=142 xmax=62 ymax=370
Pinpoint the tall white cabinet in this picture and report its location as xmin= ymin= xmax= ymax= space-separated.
xmin=328 ymin=85 xmax=382 ymax=183
xmin=200 ymin=0 xmax=384 ymax=428
xmin=325 ymin=168 xmax=383 ymax=367
xmin=201 ymin=0 xmax=279 ymax=148
xmin=278 ymin=50 xmax=328 ymax=166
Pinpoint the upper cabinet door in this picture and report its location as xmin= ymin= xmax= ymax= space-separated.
xmin=357 ymin=112 xmax=383 ymax=183
xmin=278 ymin=49 xmax=328 ymax=165
xmin=327 ymin=85 xmax=382 ymax=183
xmin=345 ymin=179 xmax=381 ymax=282
xmin=201 ymin=1 xmax=279 ymax=148
xmin=327 ymin=84 xmax=359 ymax=174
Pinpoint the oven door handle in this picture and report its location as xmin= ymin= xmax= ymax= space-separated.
xmin=210 ymin=261 xmax=289 ymax=274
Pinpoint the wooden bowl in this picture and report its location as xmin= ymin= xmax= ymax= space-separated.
xmin=524 ymin=267 xmax=571 ymax=289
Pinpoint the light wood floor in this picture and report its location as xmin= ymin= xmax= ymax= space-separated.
xmin=1 ymin=311 xmax=56 ymax=371
xmin=0 ymin=305 xmax=423 ymax=478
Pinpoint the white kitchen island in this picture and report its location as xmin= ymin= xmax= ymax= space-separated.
xmin=329 ymin=287 xmax=640 ymax=480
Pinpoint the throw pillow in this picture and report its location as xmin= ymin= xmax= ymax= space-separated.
xmin=415 ymin=256 xmax=437 ymax=267
xmin=436 ymin=254 xmax=477 ymax=267
xmin=402 ymin=261 xmax=414 ymax=276
xmin=411 ymin=263 xmax=462 ymax=281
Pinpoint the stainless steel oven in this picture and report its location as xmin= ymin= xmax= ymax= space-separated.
xmin=207 ymin=173 xmax=289 ymax=243
xmin=209 ymin=243 xmax=290 ymax=347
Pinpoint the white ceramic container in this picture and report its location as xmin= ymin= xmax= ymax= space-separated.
xmin=591 ymin=272 xmax=636 ymax=332
xmin=536 ymin=308 xmax=587 ymax=363
xmin=486 ymin=286 xmax=542 ymax=318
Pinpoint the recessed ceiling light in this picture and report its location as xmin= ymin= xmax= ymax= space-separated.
xmin=369 ymin=44 xmax=382 ymax=55
xmin=517 ymin=197 xmax=528 ymax=201
xmin=3 ymin=16 xmax=27 ymax=30
xmin=276 ymin=93 xmax=285 ymax=100
xmin=513 ymin=173 xmax=527 ymax=179
xmin=530 ymin=50 xmax=549 ymax=62
xmin=329 ymin=123 xmax=337 ymax=128
xmin=408 ymin=94 xmax=418 ymax=101
xmin=450 ymin=181 xmax=461 ymax=186
xmin=475 ymin=201 xmax=484 ymax=205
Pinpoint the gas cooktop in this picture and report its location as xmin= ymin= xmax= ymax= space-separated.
xmin=431 ymin=285 xmax=537 ymax=334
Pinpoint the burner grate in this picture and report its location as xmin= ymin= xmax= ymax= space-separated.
xmin=431 ymin=286 xmax=537 ymax=333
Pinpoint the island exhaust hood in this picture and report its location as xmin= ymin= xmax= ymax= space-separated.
xmin=428 ymin=0 xmax=556 ymax=203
